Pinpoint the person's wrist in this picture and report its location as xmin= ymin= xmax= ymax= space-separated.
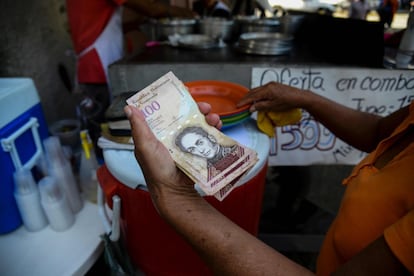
xmin=294 ymin=89 xmax=314 ymax=110
xmin=154 ymin=181 xmax=203 ymax=220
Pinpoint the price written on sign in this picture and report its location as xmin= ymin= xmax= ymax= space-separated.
xmin=251 ymin=67 xmax=414 ymax=166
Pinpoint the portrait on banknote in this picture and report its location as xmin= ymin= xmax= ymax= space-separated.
xmin=175 ymin=126 xmax=246 ymax=182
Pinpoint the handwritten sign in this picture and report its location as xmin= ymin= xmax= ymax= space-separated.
xmin=252 ymin=67 xmax=414 ymax=166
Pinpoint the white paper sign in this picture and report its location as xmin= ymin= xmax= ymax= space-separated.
xmin=252 ymin=67 xmax=414 ymax=166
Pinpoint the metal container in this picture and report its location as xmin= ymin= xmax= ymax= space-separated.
xmin=280 ymin=14 xmax=305 ymax=36
xmin=235 ymin=32 xmax=293 ymax=56
xmin=236 ymin=17 xmax=281 ymax=35
xmin=198 ymin=18 xmax=236 ymax=43
xmin=141 ymin=18 xmax=197 ymax=41
xmin=176 ymin=34 xmax=218 ymax=49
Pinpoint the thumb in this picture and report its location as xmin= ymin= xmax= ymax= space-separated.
xmin=124 ymin=105 xmax=156 ymax=153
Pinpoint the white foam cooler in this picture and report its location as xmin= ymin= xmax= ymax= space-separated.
xmin=0 ymin=78 xmax=49 ymax=234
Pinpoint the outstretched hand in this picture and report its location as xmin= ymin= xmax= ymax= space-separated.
xmin=237 ymin=82 xmax=307 ymax=113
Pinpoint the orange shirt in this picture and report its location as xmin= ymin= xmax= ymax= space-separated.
xmin=316 ymin=102 xmax=414 ymax=275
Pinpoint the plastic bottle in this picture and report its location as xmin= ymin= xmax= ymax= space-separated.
xmin=38 ymin=176 xmax=75 ymax=231
xmin=13 ymin=169 xmax=48 ymax=232
xmin=79 ymin=129 xmax=99 ymax=203
xmin=43 ymin=136 xmax=83 ymax=213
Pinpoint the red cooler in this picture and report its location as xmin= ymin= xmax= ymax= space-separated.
xmin=98 ymin=120 xmax=269 ymax=275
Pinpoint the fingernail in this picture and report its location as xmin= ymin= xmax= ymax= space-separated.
xmin=124 ymin=105 xmax=132 ymax=118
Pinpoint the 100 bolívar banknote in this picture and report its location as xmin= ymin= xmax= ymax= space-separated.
xmin=126 ymin=71 xmax=258 ymax=200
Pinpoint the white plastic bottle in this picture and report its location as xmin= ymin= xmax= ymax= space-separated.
xmin=79 ymin=130 xmax=99 ymax=203
xmin=43 ymin=136 xmax=83 ymax=213
xmin=13 ymin=169 xmax=48 ymax=232
xmin=38 ymin=176 xmax=75 ymax=231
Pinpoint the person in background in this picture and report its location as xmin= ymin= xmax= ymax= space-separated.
xmin=66 ymin=0 xmax=195 ymax=157
xmin=192 ymin=0 xmax=232 ymax=18
xmin=124 ymin=81 xmax=414 ymax=275
xmin=232 ymin=0 xmax=269 ymax=17
xmin=231 ymin=0 xmax=254 ymax=16
xmin=377 ymin=0 xmax=399 ymax=28
xmin=348 ymin=0 xmax=370 ymax=20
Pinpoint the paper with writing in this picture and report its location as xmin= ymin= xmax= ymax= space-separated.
xmin=126 ymin=71 xmax=258 ymax=200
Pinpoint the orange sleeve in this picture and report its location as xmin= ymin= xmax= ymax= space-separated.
xmin=384 ymin=210 xmax=414 ymax=273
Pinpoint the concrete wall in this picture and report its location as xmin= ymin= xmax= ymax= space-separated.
xmin=1 ymin=0 xmax=77 ymax=125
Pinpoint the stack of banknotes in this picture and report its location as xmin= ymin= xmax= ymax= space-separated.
xmin=126 ymin=71 xmax=258 ymax=201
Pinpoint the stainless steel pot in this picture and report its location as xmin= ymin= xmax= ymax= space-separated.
xmin=236 ymin=17 xmax=281 ymax=35
xmin=236 ymin=32 xmax=294 ymax=55
xmin=280 ymin=14 xmax=305 ymax=35
xmin=197 ymin=18 xmax=236 ymax=43
xmin=141 ymin=18 xmax=197 ymax=41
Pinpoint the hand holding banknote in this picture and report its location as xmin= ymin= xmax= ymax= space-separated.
xmin=124 ymin=104 xmax=200 ymax=207
xmin=126 ymin=72 xmax=258 ymax=200
xmin=124 ymin=99 xmax=226 ymax=202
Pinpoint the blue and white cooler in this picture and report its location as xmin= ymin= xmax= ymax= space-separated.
xmin=0 ymin=78 xmax=49 ymax=234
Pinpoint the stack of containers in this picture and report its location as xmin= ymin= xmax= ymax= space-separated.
xmin=0 ymin=78 xmax=49 ymax=234
xmin=185 ymin=80 xmax=252 ymax=129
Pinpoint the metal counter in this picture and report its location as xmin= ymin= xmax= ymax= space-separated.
xmin=108 ymin=44 xmax=333 ymax=96
xmin=108 ymin=15 xmax=385 ymax=96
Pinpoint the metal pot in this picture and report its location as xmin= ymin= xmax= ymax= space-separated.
xmin=280 ymin=14 xmax=305 ymax=35
xmin=141 ymin=18 xmax=197 ymax=41
xmin=197 ymin=18 xmax=236 ymax=43
xmin=236 ymin=17 xmax=281 ymax=35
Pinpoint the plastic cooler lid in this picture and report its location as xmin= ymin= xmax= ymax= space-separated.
xmin=103 ymin=119 xmax=270 ymax=195
xmin=0 ymin=78 xmax=40 ymax=129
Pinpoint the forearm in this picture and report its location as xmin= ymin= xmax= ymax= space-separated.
xmin=240 ymin=83 xmax=384 ymax=152
xmin=300 ymin=90 xmax=382 ymax=152
xmin=333 ymin=236 xmax=410 ymax=275
xmin=156 ymin=191 xmax=313 ymax=275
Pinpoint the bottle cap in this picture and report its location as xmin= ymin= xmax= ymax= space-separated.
xmin=80 ymin=129 xmax=94 ymax=159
